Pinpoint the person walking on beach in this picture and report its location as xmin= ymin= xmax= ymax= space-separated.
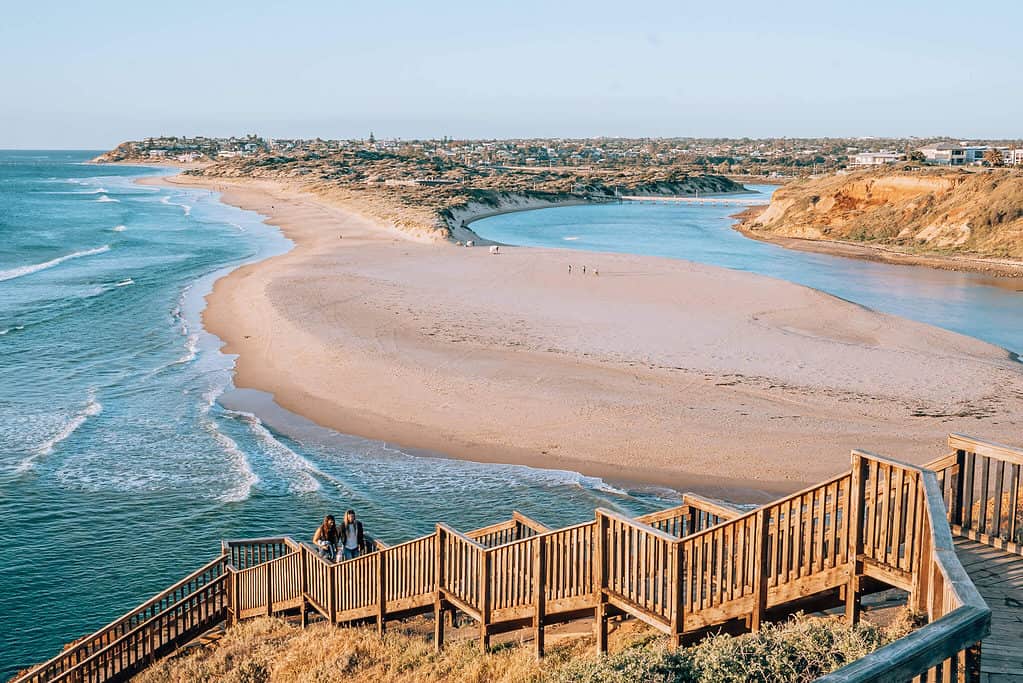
xmin=582 ymin=265 xmax=586 ymax=274
xmin=312 ymin=514 xmax=339 ymax=562
xmin=340 ymin=509 xmax=366 ymax=561
xmin=568 ymin=264 xmax=572 ymax=274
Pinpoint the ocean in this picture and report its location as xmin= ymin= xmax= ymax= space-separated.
xmin=0 ymin=152 xmax=671 ymax=677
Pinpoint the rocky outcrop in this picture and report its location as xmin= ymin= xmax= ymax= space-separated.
xmin=739 ymin=168 xmax=1023 ymax=260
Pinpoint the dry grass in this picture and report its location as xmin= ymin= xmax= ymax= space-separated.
xmin=136 ymin=610 xmax=918 ymax=683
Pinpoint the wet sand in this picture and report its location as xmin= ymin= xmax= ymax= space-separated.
xmin=147 ymin=174 xmax=1023 ymax=494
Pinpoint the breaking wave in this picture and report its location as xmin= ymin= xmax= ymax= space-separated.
xmin=17 ymin=389 xmax=103 ymax=473
xmin=0 ymin=245 xmax=111 ymax=282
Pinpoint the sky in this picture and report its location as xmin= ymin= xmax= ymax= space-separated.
xmin=1 ymin=0 xmax=1020 ymax=148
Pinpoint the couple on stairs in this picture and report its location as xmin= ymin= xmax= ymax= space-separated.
xmin=312 ymin=509 xmax=369 ymax=562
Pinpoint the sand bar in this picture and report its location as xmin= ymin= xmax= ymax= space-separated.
xmin=149 ymin=174 xmax=1023 ymax=498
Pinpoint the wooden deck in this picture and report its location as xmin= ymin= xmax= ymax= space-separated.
xmin=955 ymin=538 xmax=1023 ymax=682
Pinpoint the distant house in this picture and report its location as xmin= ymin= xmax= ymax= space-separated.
xmin=917 ymin=143 xmax=966 ymax=165
xmin=147 ymin=150 xmax=168 ymax=158
xmin=1004 ymin=149 xmax=1023 ymax=166
xmin=851 ymin=151 xmax=903 ymax=166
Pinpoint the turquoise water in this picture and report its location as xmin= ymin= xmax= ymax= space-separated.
xmin=473 ymin=187 xmax=1023 ymax=355
xmin=0 ymin=152 xmax=671 ymax=677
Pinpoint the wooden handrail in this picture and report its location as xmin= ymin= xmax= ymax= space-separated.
xmin=595 ymin=507 xmax=682 ymax=544
xmin=820 ymin=469 xmax=990 ymax=681
xmin=11 ymin=554 xmax=228 ymax=683
xmin=437 ymin=522 xmax=487 ymax=550
xmin=512 ymin=510 xmax=551 ymax=534
xmin=949 ymin=433 xmax=1023 ymax=466
xmin=51 ymin=574 xmax=229 ymax=683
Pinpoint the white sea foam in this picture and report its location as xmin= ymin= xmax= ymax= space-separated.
xmin=175 ymin=333 xmax=199 ymax=364
xmin=0 ymin=325 xmax=25 ymax=336
xmin=225 ymin=408 xmax=322 ymax=494
xmin=111 ymin=225 xmax=127 ymax=232
xmin=160 ymin=195 xmax=192 ymax=215
xmin=115 ymin=278 xmax=134 ymax=287
xmin=562 ymin=236 xmax=580 ymax=241
xmin=199 ymin=386 xmax=258 ymax=502
xmin=0 ymin=245 xmax=111 ymax=282
xmin=17 ymin=390 xmax=103 ymax=473
xmin=96 ymin=195 xmax=119 ymax=203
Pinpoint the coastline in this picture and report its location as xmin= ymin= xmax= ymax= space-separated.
xmin=733 ymin=219 xmax=1023 ymax=279
xmin=146 ymin=172 xmax=1023 ymax=496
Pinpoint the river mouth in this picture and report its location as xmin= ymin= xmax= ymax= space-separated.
xmin=470 ymin=187 xmax=1023 ymax=356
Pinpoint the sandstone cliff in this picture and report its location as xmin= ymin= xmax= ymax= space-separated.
xmin=739 ymin=168 xmax=1023 ymax=261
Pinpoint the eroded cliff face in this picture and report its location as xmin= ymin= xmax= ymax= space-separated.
xmin=741 ymin=168 xmax=1023 ymax=259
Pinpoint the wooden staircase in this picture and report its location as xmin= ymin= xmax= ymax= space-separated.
xmin=16 ymin=435 xmax=1023 ymax=683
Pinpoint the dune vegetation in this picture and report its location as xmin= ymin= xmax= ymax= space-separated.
xmin=739 ymin=166 xmax=1023 ymax=263
xmin=136 ymin=610 xmax=918 ymax=683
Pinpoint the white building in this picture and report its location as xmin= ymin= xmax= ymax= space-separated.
xmin=851 ymin=151 xmax=903 ymax=166
xmin=1002 ymin=148 xmax=1023 ymax=166
xmin=917 ymin=143 xmax=966 ymax=165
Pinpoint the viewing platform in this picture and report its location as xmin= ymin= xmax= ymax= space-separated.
xmin=14 ymin=434 xmax=1023 ymax=683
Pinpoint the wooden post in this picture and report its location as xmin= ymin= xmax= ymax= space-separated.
xmin=911 ymin=484 xmax=932 ymax=616
xmin=669 ymin=542 xmax=685 ymax=647
xmin=230 ymin=570 xmax=239 ymax=626
xmin=328 ymin=564 xmax=338 ymax=624
xmin=265 ymin=565 xmax=273 ymax=617
xmin=479 ymin=549 xmax=491 ymax=651
xmin=533 ymin=536 xmax=546 ymax=659
xmin=594 ymin=512 xmax=609 ymax=655
xmin=377 ymin=549 xmax=387 ymax=635
xmin=846 ymin=453 xmax=865 ymax=624
xmin=751 ymin=507 xmax=771 ymax=631
xmin=300 ymin=547 xmax=309 ymax=628
xmin=434 ymin=526 xmax=445 ymax=651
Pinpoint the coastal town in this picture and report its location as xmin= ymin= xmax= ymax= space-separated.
xmin=102 ymin=134 xmax=1023 ymax=178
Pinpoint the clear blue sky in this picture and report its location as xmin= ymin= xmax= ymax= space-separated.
xmin=1 ymin=0 xmax=1019 ymax=148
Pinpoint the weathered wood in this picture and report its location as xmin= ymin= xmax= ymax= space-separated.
xmin=846 ymin=452 xmax=865 ymax=624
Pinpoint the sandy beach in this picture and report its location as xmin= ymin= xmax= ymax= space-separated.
xmin=151 ymin=174 xmax=1023 ymax=498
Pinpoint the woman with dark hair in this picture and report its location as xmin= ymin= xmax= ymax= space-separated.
xmin=313 ymin=514 xmax=339 ymax=561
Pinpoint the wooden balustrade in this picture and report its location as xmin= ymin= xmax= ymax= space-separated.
xmin=637 ymin=494 xmax=743 ymax=538
xmin=15 ymin=446 xmax=998 ymax=683
xmin=935 ymin=434 xmax=1023 ymax=553
xmin=222 ymin=537 xmax=296 ymax=570
xmin=13 ymin=556 xmax=228 ymax=683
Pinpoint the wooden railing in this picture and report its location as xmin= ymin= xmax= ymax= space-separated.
xmin=930 ymin=433 xmax=1023 ymax=553
xmin=15 ymin=446 xmax=997 ymax=683
xmin=819 ymin=451 xmax=989 ymax=682
xmin=13 ymin=556 xmax=229 ymax=683
xmin=635 ymin=493 xmax=742 ymax=538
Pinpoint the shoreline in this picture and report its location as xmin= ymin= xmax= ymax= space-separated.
xmin=733 ymin=220 xmax=1023 ymax=279
xmin=147 ymin=172 xmax=1023 ymax=497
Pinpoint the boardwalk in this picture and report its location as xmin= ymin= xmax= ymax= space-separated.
xmin=16 ymin=434 xmax=1023 ymax=683
xmin=955 ymin=539 xmax=1023 ymax=682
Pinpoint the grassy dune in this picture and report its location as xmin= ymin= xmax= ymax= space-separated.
xmin=136 ymin=611 xmax=917 ymax=683
xmin=741 ymin=167 xmax=1023 ymax=261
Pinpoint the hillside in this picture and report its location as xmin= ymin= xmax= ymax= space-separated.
xmin=737 ymin=167 xmax=1023 ymax=269
xmin=134 ymin=612 xmax=915 ymax=683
